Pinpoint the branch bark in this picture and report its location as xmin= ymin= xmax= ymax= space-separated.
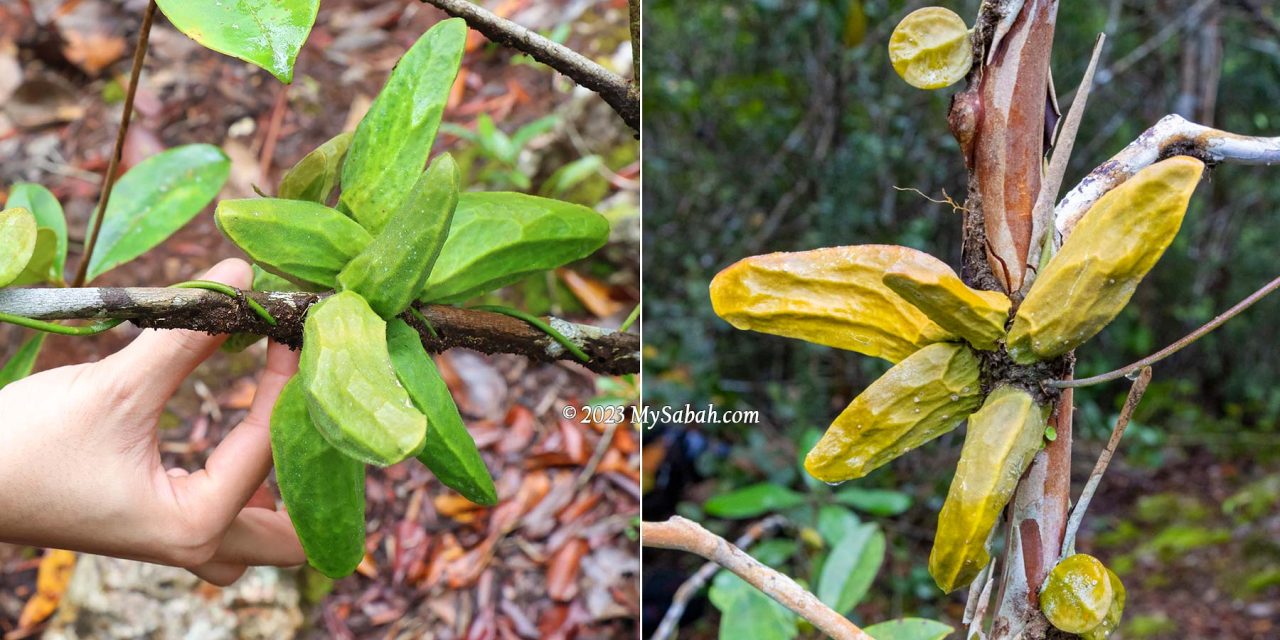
xmin=418 ymin=0 xmax=639 ymax=131
xmin=1054 ymin=114 xmax=1280 ymax=240
xmin=642 ymin=517 xmax=872 ymax=640
xmin=0 ymin=287 xmax=639 ymax=375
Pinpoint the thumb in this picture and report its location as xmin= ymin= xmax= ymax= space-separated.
xmin=99 ymin=259 xmax=254 ymax=408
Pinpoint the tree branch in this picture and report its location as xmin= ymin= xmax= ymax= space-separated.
xmin=641 ymin=517 xmax=871 ymax=640
xmin=0 ymin=287 xmax=639 ymax=375
xmin=418 ymin=0 xmax=638 ymax=131
xmin=1054 ymin=114 xmax=1280 ymax=239
xmin=649 ymin=515 xmax=786 ymax=640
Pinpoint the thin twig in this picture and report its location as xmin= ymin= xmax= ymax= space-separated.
xmin=648 ymin=516 xmax=787 ymax=640
xmin=574 ymin=421 xmax=618 ymax=491
xmin=1060 ymin=367 xmax=1152 ymax=557
xmin=628 ymin=0 xmax=640 ymax=87
xmin=642 ymin=517 xmax=872 ymax=640
xmin=417 ymin=0 xmax=638 ymax=130
xmin=1050 ymin=273 xmax=1280 ymax=388
xmin=0 ymin=287 xmax=640 ymax=374
xmin=72 ymin=0 xmax=156 ymax=287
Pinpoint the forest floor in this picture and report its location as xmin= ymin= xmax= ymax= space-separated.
xmin=0 ymin=0 xmax=640 ymax=638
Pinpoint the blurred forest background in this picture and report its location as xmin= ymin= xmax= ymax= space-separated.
xmin=642 ymin=0 xmax=1280 ymax=638
xmin=0 ymin=0 xmax=639 ymax=638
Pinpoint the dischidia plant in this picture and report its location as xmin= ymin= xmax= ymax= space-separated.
xmin=639 ymin=4 xmax=1280 ymax=640
xmin=0 ymin=2 xmax=637 ymax=581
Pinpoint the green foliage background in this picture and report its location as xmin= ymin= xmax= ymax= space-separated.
xmin=643 ymin=0 xmax=1280 ymax=633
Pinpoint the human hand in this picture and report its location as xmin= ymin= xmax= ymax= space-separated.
xmin=0 ymin=258 xmax=305 ymax=585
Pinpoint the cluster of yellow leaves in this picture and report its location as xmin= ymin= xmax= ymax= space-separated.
xmin=709 ymin=156 xmax=1203 ymax=594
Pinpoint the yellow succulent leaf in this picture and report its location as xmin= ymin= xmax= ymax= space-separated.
xmin=804 ymin=342 xmax=982 ymax=483
xmin=888 ymin=7 xmax=973 ymax=90
xmin=929 ymin=386 xmax=1047 ymax=593
xmin=709 ymin=245 xmax=957 ymax=363
xmin=883 ymin=259 xmax=1011 ymax=350
xmin=1040 ymin=554 xmax=1116 ymax=635
xmin=1008 ymin=156 xmax=1204 ymax=364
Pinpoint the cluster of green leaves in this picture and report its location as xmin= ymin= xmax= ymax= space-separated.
xmin=211 ymin=18 xmax=609 ymax=577
xmin=0 ymin=146 xmax=230 ymax=387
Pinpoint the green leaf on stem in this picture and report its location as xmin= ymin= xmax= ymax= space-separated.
xmin=704 ymin=483 xmax=806 ymax=519
xmin=0 ymin=207 xmax=36 ymax=287
xmin=708 ymin=570 xmax=797 ymax=640
xmin=86 ymin=144 xmax=230 ymax=282
xmin=0 ymin=333 xmax=45 ymax=390
xmin=816 ymin=522 xmax=885 ymax=615
xmin=279 ymin=132 xmax=353 ymax=203
xmin=863 ymin=618 xmax=954 ymax=640
xmin=155 ymin=0 xmax=321 ymax=83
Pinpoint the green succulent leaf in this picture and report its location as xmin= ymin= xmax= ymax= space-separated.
xmin=386 ymin=318 xmax=497 ymax=506
xmin=0 ymin=207 xmax=37 ymax=287
xmin=215 ymin=198 xmax=371 ymax=289
xmin=340 ymin=18 xmax=467 ymax=233
xmin=5 ymin=183 xmax=66 ymax=283
xmin=279 ymin=132 xmax=353 ymax=203
xmin=420 ymin=192 xmax=609 ymax=303
xmin=270 ymin=377 xmax=366 ymax=578
xmin=0 ymin=333 xmax=45 ymax=390
xmin=155 ymin=0 xmax=321 ymax=83
xmin=338 ymin=154 xmax=460 ymax=318
xmin=87 ymin=144 xmax=230 ymax=282
xmin=11 ymin=228 xmax=59 ymax=286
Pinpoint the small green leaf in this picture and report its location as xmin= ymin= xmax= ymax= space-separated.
xmin=279 ymin=132 xmax=353 ymax=203
xmin=816 ymin=505 xmax=860 ymax=547
xmin=834 ymin=487 xmax=914 ymax=516
xmin=420 ymin=192 xmax=609 ymax=303
xmin=704 ymin=483 xmax=806 ymax=519
xmin=155 ymin=0 xmax=320 ymax=83
xmin=539 ymin=155 xmax=603 ymax=197
xmin=1044 ymin=425 xmax=1058 ymax=441
xmin=340 ymin=18 xmax=467 ymax=233
xmin=863 ymin=618 xmax=954 ymax=640
xmin=87 ymin=144 xmax=230 ymax=282
xmin=0 ymin=333 xmax=45 ymax=390
xmin=817 ymin=523 xmax=885 ymax=615
xmin=0 ymin=207 xmax=37 ymax=287
xmin=386 ymin=318 xmax=497 ymax=505
xmin=6 ymin=183 xmax=66 ymax=282
xmin=11 ymin=227 xmax=57 ymax=286
xmin=708 ymin=571 xmax=798 ymax=640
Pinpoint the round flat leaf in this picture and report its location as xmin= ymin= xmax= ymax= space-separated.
xmin=704 ymin=483 xmax=806 ymax=519
xmin=86 ymin=144 xmax=230 ymax=282
xmin=10 ymin=228 xmax=58 ymax=286
xmin=155 ymin=0 xmax=320 ymax=83
xmin=5 ymin=183 xmax=66 ymax=282
xmin=0 ymin=207 xmax=37 ymax=287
